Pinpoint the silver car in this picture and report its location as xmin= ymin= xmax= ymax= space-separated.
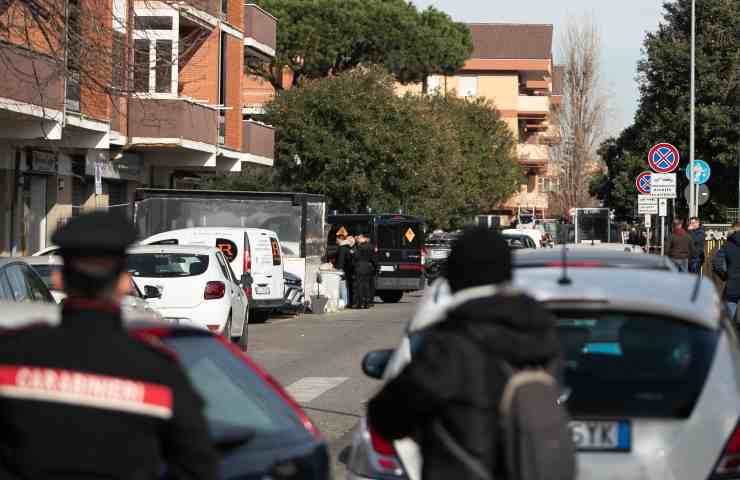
xmin=349 ymin=268 xmax=738 ymax=480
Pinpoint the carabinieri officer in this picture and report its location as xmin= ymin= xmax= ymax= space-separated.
xmin=0 ymin=211 xmax=218 ymax=479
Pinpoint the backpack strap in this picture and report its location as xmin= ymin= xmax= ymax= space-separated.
xmin=432 ymin=421 xmax=494 ymax=480
xmin=499 ymin=362 xmax=556 ymax=417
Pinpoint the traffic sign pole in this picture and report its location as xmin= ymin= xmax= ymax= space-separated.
xmin=689 ymin=0 xmax=696 ymax=218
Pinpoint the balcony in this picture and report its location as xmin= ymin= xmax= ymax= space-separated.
xmin=502 ymin=191 xmax=549 ymax=210
xmin=128 ymin=97 xmax=218 ymax=147
xmin=0 ymin=43 xmax=64 ymax=113
xmin=178 ymin=0 xmax=220 ymax=23
xmin=244 ymin=4 xmax=277 ymax=59
xmin=517 ymin=143 xmax=549 ymax=169
xmin=242 ymin=120 xmax=274 ymax=165
xmin=518 ymin=95 xmax=549 ymax=115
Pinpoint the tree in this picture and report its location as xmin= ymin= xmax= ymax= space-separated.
xmin=250 ymin=0 xmax=472 ymax=90
xmin=593 ymin=0 xmax=740 ymax=220
xmin=260 ymin=67 xmax=519 ymax=228
xmin=549 ymin=16 xmax=608 ymax=216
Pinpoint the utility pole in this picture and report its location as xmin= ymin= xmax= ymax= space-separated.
xmin=689 ymin=0 xmax=696 ymax=218
xmin=737 ymin=63 xmax=740 ymax=222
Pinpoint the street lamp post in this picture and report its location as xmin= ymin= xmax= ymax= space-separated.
xmin=689 ymin=0 xmax=696 ymax=218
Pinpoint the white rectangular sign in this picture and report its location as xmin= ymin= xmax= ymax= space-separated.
xmin=644 ymin=214 xmax=652 ymax=228
xmin=638 ymin=195 xmax=658 ymax=214
xmin=649 ymin=173 xmax=677 ymax=198
xmin=659 ymin=198 xmax=668 ymax=217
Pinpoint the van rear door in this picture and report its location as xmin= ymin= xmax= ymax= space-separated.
xmin=376 ymin=220 xmax=424 ymax=274
xmin=248 ymin=230 xmax=283 ymax=303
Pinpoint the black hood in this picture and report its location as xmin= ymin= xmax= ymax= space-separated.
xmin=729 ymin=231 xmax=740 ymax=246
xmin=439 ymin=293 xmax=560 ymax=365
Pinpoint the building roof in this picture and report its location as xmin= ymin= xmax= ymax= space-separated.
xmin=467 ymin=23 xmax=553 ymax=60
xmin=552 ymin=65 xmax=564 ymax=95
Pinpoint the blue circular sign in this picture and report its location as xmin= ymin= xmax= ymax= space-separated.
xmin=685 ymin=159 xmax=710 ymax=185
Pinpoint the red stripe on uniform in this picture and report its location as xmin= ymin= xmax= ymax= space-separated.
xmin=0 ymin=365 xmax=173 ymax=419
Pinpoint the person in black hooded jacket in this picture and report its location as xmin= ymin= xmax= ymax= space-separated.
xmin=713 ymin=223 xmax=740 ymax=319
xmin=367 ymin=227 xmax=561 ymax=480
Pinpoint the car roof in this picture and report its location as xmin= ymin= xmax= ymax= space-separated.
xmin=128 ymin=244 xmax=218 ymax=255
xmin=0 ymin=258 xmax=34 ymax=267
xmin=514 ymin=248 xmax=668 ymax=269
xmin=14 ymin=256 xmax=63 ymax=266
xmin=512 ymin=267 xmax=721 ymax=329
xmin=143 ymin=227 xmax=277 ymax=238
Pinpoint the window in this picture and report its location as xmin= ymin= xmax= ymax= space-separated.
xmin=556 ymin=311 xmax=718 ymax=418
xmin=128 ymin=253 xmax=210 ymax=277
xmin=214 ymin=252 xmax=232 ymax=281
xmin=377 ymin=223 xmax=423 ymax=250
xmin=218 ymin=32 xmax=228 ymax=145
xmin=25 ymin=266 xmax=53 ymax=302
xmin=270 ymin=238 xmax=281 ymax=266
xmin=457 ymin=76 xmax=478 ymax=97
xmin=427 ymin=75 xmax=442 ymax=94
xmin=4 ymin=264 xmax=31 ymax=302
xmin=155 ymin=40 xmax=173 ymax=93
xmin=29 ymin=264 xmax=62 ymax=290
xmin=0 ymin=271 xmax=13 ymax=301
xmin=133 ymin=39 xmax=150 ymax=92
xmin=134 ymin=15 xmax=173 ymax=30
xmin=538 ymin=176 xmax=560 ymax=193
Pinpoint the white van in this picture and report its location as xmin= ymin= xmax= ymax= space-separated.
xmin=140 ymin=227 xmax=285 ymax=322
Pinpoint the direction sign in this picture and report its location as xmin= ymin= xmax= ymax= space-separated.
xmin=638 ymin=195 xmax=658 ymax=214
xmin=683 ymin=184 xmax=711 ymax=206
xmin=648 ymin=143 xmax=680 ymax=173
xmin=636 ymin=171 xmax=652 ymax=194
xmin=685 ymin=159 xmax=711 ymax=185
xmin=649 ymin=173 xmax=677 ymax=198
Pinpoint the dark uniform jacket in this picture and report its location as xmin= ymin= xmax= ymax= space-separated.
xmin=714 ymin=232 xmax=740 ymax=302
xmin=367 ymin=293 xmax=560 ymax=480
xmin=335 ymin=243 xmax=354 ymax=274
xmin=0 ymin=300 xmax=218 ymax=479
xmin=352 ymin=243 xmax=376 ymax=277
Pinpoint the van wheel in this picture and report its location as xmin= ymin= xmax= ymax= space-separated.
xmin=236 ymin=310 xmax=249 ymax=351
xmin=223 ymin=315 xmax=233 ymax=342
xmin=251 ymin=309 xmax=270 ymax=324
xmin=378 ymin=291 xmax=404 ymax=303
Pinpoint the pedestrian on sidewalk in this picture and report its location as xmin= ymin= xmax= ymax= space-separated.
xmin=352 ymin=235 xmax=376 ymax=309
xmin=687 ymin=217 xmax=706 ymax=274
xmin=713 ymin=222 xmax=740 ymax=319
xmin=335 ymin=233 xmax=356 ymax=307
xmin=367 ymin=227 xmax=573 ymax=480
xmin=666 ymin=218 xmax=695 ymax=273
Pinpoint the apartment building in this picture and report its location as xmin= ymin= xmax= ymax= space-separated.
xmin=0 ymin=0 xmax=276 ymax=255
xmin=414 ymin=23 xmax=562 ymax=222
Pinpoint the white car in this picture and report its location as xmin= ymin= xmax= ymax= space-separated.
xmin=502 ymin=228 xmax=545 ymax=248
xmin=348 ymin=268 xmax=738 ymax=480
xmin=127 ymin=245 xmax=249 ymax=349
xmin=140 ymin=227 xmax=285 ymax=323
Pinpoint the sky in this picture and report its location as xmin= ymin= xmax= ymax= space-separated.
xmin=412 ymin=0 xmax=667 ymax=136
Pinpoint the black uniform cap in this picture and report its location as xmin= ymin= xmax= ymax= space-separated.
xmin=52 ymin=211 xmax=138 ymax=257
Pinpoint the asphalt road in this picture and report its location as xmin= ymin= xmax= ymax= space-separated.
xmin=247 ymin=293 xmax=422 ymax=479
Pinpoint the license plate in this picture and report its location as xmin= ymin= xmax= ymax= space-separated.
xmin=430 ymin=250 xmax=449 ymax=260
xmin=569 ymin=420 xmax=630 ymax=451
xmin=255 ymin=286 xmax=270 ymax=295
xmin=380 ymin=266 xmax=395 ymax=272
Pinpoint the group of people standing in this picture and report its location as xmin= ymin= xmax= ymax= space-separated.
xmin=666 ymin=217 xmax=705 ymax=273
xmin=335 ymin=232 xmax=377 ymax=309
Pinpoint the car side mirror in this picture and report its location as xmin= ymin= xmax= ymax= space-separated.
xmin=143 ymin=285 xmax=162 ymax=299
xmin=362 ymin=349 xmax=393 ymax=380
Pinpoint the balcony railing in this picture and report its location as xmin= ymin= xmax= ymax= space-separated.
xmin=517 ymin=143 xmax=548 ymax=167
xmin=242 ymin=120 xmax=274 ymax=163
xmin=518 ymin=95 xmax=549 ymax=115
xmin=129 ymin=97 xmax=218 ymax=146
xmin=244 ymin=4 xmax=277 ymax=58
xmin=0 ymin=43 xmax=64 ymax=112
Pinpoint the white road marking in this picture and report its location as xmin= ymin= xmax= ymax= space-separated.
xmin=285 ymin=377 xmax=349 ymax=403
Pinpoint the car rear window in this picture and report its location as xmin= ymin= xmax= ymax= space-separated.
xmin=163 ymin=336 xmax=308 ymax=441
xmin=127 ymin=253 xmax=209 ymax=277
xmin=556 ymin=311 xmax=718 ymax=418
xmin=377 ymin=223 xmax=422 ymax=250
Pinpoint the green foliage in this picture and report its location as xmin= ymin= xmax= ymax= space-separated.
xmin=251 ymin=0 xmax=472 ymax=88
xmin=204 ymin=166 xmax=279 ymax=192
xmin=594 ymin=0 xmax=739 ymax=220
xmin=261 ymin=67 xmax=519 ymax=229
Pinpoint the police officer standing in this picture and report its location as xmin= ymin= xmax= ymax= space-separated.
xmin=352 ymin=235 xmax=376 ymax=309
xmin=0 ymin=212 xmax=218 ymax=479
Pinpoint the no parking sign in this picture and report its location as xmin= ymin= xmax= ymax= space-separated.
xmin=648 ymin=143 xmax=680 ymax=173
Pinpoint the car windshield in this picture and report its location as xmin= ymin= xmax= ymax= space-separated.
xmin=29 ymin=264 xmax=62 ymax=290
xmin=555 ymin=311 xmax=718 ymax=418
xmin=163 ymin=336 xmax=307 ymax=441
xmin=127 ymin=253 xmax=209 ymax=277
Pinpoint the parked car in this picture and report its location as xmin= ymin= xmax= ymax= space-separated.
xmin=513 ymin=248 xmax=675 ymax=271
xmin=502 ymin=227 xmax=545 ymax=248
xmin=140 ymin=227 xmax=285 ymax=324
xmin=0 ymin=259 xmax=55 ymax=303
xmin=0 ymin=305 xmax=330 ymax=480
xmin=127 ymin=245 xmax=249 ymax=349
xmin=501 ymin=233 xmax=537 ymax=249
xmin=31 ymin=245 xmax=60 ymax=257
xmin=20 ymin=255 xmax=164 ymax=321
xmin=347 ymin=267 xmax=732 ymax=480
